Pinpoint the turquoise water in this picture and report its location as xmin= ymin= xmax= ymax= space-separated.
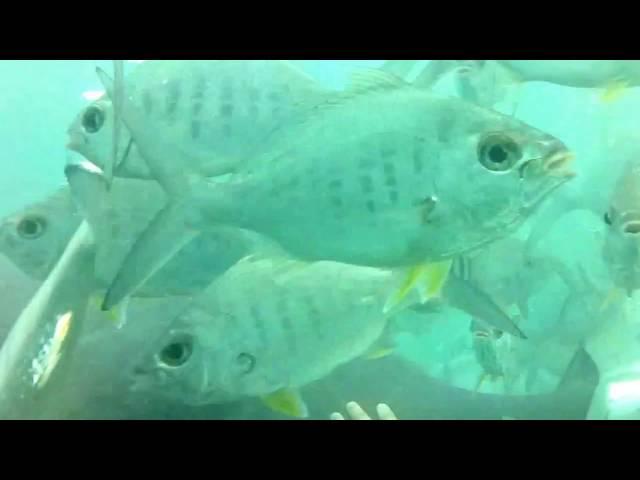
xmin=0 ymin=60 xmax=639 ymax=419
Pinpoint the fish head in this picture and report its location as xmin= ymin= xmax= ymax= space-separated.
xmin=66 ymin=98 xmax=147 ymax=178
xmin=129 ymin=305 xmax=264 ymax=406
xmin=427 ymin=102 xmax=575 ymax=256
xmin=129 ymin=315 xmax=214 ymax=405
xmin=601 ymin=159 xmax=640 ymax=296
xmin=602 ymin=209 xmax=640 ymax=295
xmin=0 ymin=189 xmax=81 ymax=280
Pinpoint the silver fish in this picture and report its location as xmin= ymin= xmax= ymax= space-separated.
xmin=67 ymin=60 xmax=329 ymax=180
xmin=97 ymin=68 xmax=576 ymax=311
xmin=130 ymin=256 xmax=412 ymax=418
xmin=0 ymin=166 xmax=269 ymax=300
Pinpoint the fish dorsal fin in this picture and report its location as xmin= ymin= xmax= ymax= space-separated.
xmin=345 ymin=68 xmax=411 ymax=95
xmin=293 ymin=68 xmax=413 ymax=117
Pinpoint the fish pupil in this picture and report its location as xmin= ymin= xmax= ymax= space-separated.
xmin=160 ymin=339 xmax=192 ymax=367
xmin=489 ymin=145 xmax=508 ymax=164
xmin=17 ymin=216 xmax=45 ymax=239
xmin=82 ymin=105 xmax=105 ymax=134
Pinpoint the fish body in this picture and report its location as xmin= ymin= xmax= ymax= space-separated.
xmin=67 ymin=60 xmax=329 ymax=179
xmin=1 ymin=172 xmax=267 ymax=299
xmin=99 ymin=70 xmax=575 ymax=308
xmin=602 ymin=158 xmax=640 ymax=295
xmin=130 ymin=257 xmax=404 ymax=412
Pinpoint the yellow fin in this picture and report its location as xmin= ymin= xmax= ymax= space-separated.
xmin=383 ymin=260 xmax=453 ymax=313
xmin=261 ymin=388 xmax=308 ymax=418
xmin=599 ymin=287 xmax=625 ymax=312
xmin=363 ymin=347 xmax=395 ymax=360
xmin=90 ymin=294 xmax=129 ymax=329
xmin=599 ymin=79 xmax=629 ymax=104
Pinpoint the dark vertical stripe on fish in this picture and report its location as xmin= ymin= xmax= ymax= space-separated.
xmin=191 ymin=74 xmax=207 ymax=140
xmin=276 ymin=295 xmax=297 ymax=356
xmin=304 ymin=294 xmax=325 ymax=341
xmin=166 ymin=79 xmax=181 ymax=121
xmin=249 ymin=303 xmax=268 ymax=350
xmin=413 ymin=138 xmax=425 ymax=174
xmin=143 ymin=90 xmax=153 ymax=115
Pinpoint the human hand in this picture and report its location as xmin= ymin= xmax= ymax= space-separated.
xmin=330 ymin=401 xmax=398 ymax=420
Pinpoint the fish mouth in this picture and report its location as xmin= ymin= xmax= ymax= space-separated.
xmin=66 ymin=131 xmax=87 ymax=151
xmin=542 ymin=151 xmax=576 ymax=179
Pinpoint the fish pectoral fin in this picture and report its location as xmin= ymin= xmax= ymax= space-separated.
xmin=383 ymin=260 xmax=453 ymax=314
xmin=101 ymin=201 xmax=198 ymax=311
xmin=261 ymin=388 xmax=309 ymax=419
xmin=599 ymin=79 xmax=630 ymax=104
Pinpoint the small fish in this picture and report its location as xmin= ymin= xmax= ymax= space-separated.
xmin=415 ymin=60 xmax=640 ymax=108
xmin=97 ymin=68 xmax=575 ymax=314
xmin=602 ymin=158 xmax=640 ymax=296
xmin=470 ymin=319 xmax=505 ymax=392
xmin=67 ymin=60 xmax=329 ymax=180
xmin=129 ymin=256 xmax=416 ymax=418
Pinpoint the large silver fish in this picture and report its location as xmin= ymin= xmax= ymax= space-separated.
xmin=130 ymin=256 xmax=417 ymax=418
xmin=67 ymin=60 xmax=329 ymax=180
xmin=97 ymin=68 xmax=576 ymax=312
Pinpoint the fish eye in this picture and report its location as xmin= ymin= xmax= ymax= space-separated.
xmin=493 ymin=330 xmax=504 ymax=339
xmin=82 ymin=105 xmax=105 ymax=134
xmin=16 ymin=215 xmax=47 ymax=239
xmin=604 ymin=212 xmax=613 ymax=226
xmin=158 ymin=337 xmax=193 ymax=368
xmin=478 ymin=134 xmax=522 ymax=173
xmin=236 ymin=352 xmax=256 ymax=374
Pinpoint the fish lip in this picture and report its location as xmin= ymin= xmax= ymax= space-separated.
xmin=543 ymin=151 xmax=576 ymax=179
xmin=66 ymin=130 xmax=87 ymax=150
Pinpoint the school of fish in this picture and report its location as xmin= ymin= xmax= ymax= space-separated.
xmin=3 ymin=59 xmax=640 ymax=419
